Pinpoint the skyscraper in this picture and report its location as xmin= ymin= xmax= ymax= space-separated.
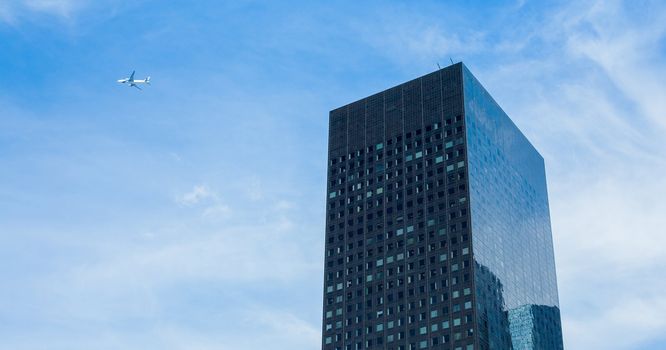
xmin=322 ymin=63 xmax=563 ymax=350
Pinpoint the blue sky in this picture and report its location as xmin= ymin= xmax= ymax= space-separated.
xmin=1 ymin=0 xmax=666 ymax=349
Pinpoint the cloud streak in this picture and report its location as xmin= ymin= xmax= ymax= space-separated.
xmin=177 ymin=185 xmax=217 ymax=206
xmin=0 ymin=0 xmax=86 ymax=23
xmin=563 ymin=0 xmax=666 ymax=130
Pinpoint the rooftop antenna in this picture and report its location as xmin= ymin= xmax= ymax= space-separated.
xmin=437 ymin=62 xmax=441 ymax=69
xmin=450 ymin=57 xmax=454 ymax=65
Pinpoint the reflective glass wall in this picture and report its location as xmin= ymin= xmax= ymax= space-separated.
xmin=462 ymin=65 xmax=563 ymax=350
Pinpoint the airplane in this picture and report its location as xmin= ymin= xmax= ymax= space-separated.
xmin=117 ymin=70 xmax=151 ymax=90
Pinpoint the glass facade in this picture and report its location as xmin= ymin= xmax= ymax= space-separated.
xmin=322 ymin=63 xmax=562 ymax=350
xmin=463 ymin=66 xmax=562 ymax=350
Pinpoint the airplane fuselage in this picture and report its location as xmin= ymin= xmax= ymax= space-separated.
xmin=117 ymin=79 xmax=149 ymax=84
xmin=117 ymin=71 xmax=150 ymax=89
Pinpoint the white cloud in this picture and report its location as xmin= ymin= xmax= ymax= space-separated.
xmin=177 ymin=185 xmax=234 ymax=220
xmin=201 ymin=204 xmax=231 ymax=219
xmin=24 ymin=0 xmax=85 ymax=17
xmin=64 ymin=223 xmax=318 ymax=291
xmin=47 ymin=185 xmax=320 ymax=302
xmin=0 ymin=164 xmax=322 ymax=349
xmin=18 ymin=196 xmax=323 ymax=349
xmin=350 ymin=7 xmax=485 ymax=66
xmin=177 ymin=185 xmax=217 ymax=206
xmin=251 ymin=309 xmax=320 ymax=346
xmin=0 ymin=0 xmax=86 ymax=22
xmin=563 ymin=0 xmax=666 ymax=130
xmin=244 ymin=176 xmax=264 ymax=201
xmin=554 ymin=172 xmax=666 ymax=270
xmin=0 ymin=5 xmax=11 ymax=22
xmin=152 ymin=307 xmax=321 ymax=350
xmin=563 ymin=295 xmax=666 ymax=349
xmin=273 ymin=199 xmax=294 ymax=211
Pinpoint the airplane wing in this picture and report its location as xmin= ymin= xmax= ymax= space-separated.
xmin=131 ymin=83 xmax=142 ymax=90
xmin=129 ymin=70 xmax=135 ymax=81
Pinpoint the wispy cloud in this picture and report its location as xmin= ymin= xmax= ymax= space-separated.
xmin=24 ymin=0 xmax=85 ymax=16
xmin=0 ymin=4 xmax=13 ymax=23
xmin=563 ymin=1 xmax=666 ymax=130
xmin=149 ymin=311 xmax=320 ymax=350
xmin=2 ymin=189 xmax=322 ymax=349
xmin=201 ymin=204 xmax=231 ymax=219
xmin=177 ymin=185 xmax=217 ymax=206
xmin=251 ymin=308 xmax=321 ymax=346
xmin=63 ymin=223 xmax=318 ymax=291
xmin=176 ymin=185 xmax=235 ymax=221
xmin=0 ymin=0 xmax=86 ymax=23
xmin=351 ymin=7 xmax=485 ymax=66
xmin=564 ymin=295 xmax=666 ymax=349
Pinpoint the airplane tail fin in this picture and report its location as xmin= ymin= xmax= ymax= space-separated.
xmin=146 ymin=76 xmax=151 ymax=84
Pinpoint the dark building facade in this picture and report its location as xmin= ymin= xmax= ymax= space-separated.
xmin=322 ymin=63 xmax=563 ymax=350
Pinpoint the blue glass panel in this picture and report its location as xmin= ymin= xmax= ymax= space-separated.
xmin=463 ymin=65 xmax=563 ymax=350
